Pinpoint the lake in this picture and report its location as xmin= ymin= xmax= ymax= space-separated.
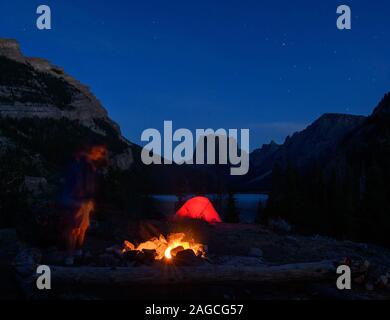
xmin=151 ymin=193 xmax=268 ymax=223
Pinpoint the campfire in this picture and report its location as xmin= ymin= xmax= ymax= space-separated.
xmin=122 ymin=232 xmax=206 ymax=262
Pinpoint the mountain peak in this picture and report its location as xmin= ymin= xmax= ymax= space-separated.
xmin=0 ymin=38 xmax=109 ymax=124
xmin=246 ymin=111 xmax=367 ymax=189
xmin=372 ymin=92 xmax=390 ymax=116
xmin=307 ymin=113 xmax=366 ymax=135
xmin=0 ymin=38 xmax=135 ymax=170
xmin=316 ymin=112 xmax=365 ymax=122
xmin=0 ymin=39 xmax=24 ymax=61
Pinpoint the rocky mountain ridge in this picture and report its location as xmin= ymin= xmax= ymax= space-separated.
xmin=263 ymin=92 xmax=390 ymax=246
xmin=244 ymin=113 xmax=367 ymax=191
xmin=0 ymin=38 xmax=134 ymax=171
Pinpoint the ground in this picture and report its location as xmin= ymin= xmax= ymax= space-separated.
xmin=2 ymin=220 xmax=390 ymax=300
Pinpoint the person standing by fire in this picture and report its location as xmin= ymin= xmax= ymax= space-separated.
xmin=60 ymin=145 xmax=107 ymax=265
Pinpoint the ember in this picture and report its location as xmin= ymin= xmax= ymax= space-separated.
xmin=122 ymin=232 xmax=206 ymax=261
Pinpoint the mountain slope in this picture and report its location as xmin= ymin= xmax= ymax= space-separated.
xmin=0 ymin=38 xmax=134 ymax=170
xmin=244 ymin=113 xmax=366 ymax=191
xmin=0 ymin=39 xmax=142 ymax=227
xmin=264 ymin=93 xmax=390 ymax=246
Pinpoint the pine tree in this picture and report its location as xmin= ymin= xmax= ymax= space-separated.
xmin=224 ymin=192 xmax=239 ymax=223
xmin=255 ymin=199 xmax=265 ymax=224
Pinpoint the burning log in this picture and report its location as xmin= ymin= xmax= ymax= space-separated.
xmin=122 ymin=232 xmax=206 ymax=261
xmin=46 ymin=260 xmax=339 ymax=287
xmin=174 ymin=249 xmax=204 ymax=266
xmin=123 ymin=249 xmax=157 ymax=265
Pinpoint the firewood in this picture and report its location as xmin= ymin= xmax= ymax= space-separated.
xmin=46 ymin=260 xmax=338 ymax=286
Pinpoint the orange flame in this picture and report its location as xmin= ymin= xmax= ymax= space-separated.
xmin=67 ymin=200 xmax=95 ymax=251
xmin=86 ymin=145 xmax=107 ymax=162
xmin=122 ymin=232 xmax=205 ymax=260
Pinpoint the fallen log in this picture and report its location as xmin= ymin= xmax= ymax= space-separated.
xmin=48 ymin=260 xmax=338 ymax=286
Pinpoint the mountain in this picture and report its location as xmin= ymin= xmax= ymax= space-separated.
xmin=143 ymin=134 xmax=249 ymax=194
xmin=263 ymin=93 xmax=390 ymax=246
xmin=243 ymin=113 xmax=366 ymax=191
xmin=372 ymin=92 xmax=390 ymax=116
xmin=0 ymin=39 xmax=143 ymax=227
xmin=0 ymin=39 xmax=134 ymax=170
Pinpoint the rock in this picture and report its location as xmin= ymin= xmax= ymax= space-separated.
xmin=122 ymin=249 xmax=157 ymax=265
xmin=98 ymin=253 xmax=120 ymax=267
xmin=377 ymin=275 xmax=388 ymax=288
xmin=112 ymin=148 xmax=134 ymax=170
xmin=170 ymin=246 xmax=185 ymax=257
xmin=137 ymin=249 xmax=157 ymax=264
xmin=174 ymin=249 xmax=203 ymax=266
xmin=122 ymin=250 xmax=139 ymax=262
xmin=0 ymin=39 xmax=24 ymax=62
xmin=139 ymin=249 xmax=157 ymax=265
xmin=22 ymin=176 xmax=48 ymax=195
xmin=365 ymin=282 xmax=374 ymax=291
xmin=248 ymin=247 xmax=263 ymax=258
xmin=268 ymin=218 xmax=292 ymax=233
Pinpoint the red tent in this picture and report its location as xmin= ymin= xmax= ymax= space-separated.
xmin=175 ymin=196 xmax=222 ymax=223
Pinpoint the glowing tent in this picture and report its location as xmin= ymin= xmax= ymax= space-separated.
xmin=175 ymin=196 xmax=222 ymax=223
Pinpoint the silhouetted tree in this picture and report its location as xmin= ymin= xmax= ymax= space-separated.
xmin=255 ymin=199 xmax=264 ymax=224
xmin=224 ymin=192 xmax=239 ymax=223
xmin=0 ymin=148 xmax=27 ymax=227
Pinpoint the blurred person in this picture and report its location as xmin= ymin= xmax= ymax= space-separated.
xmin=60 ymin=145 xmax=107 ymax=265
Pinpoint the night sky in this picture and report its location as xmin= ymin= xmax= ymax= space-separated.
xmin=1 ymin=0 xmax=389 ymax=149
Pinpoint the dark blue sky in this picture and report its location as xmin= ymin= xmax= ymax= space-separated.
xmin=1 ymin=0 xmax=389 ymax=149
